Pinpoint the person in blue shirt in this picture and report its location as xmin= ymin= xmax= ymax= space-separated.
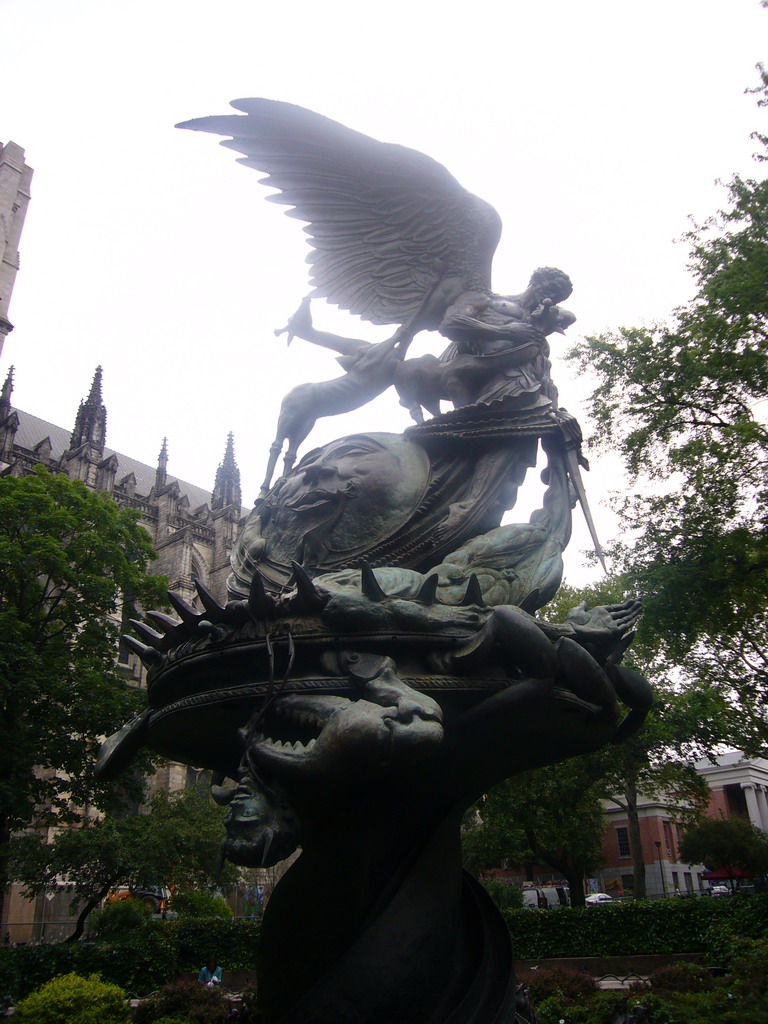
xmin=198 ymin=957 xmax=222 ymax=988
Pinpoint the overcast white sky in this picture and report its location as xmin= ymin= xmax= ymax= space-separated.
xmin=2 ymin=0 xmax=766 ymax=583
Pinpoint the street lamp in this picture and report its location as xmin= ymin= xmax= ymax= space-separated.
xmin=655 ymin=840 xmax=667 ymax=897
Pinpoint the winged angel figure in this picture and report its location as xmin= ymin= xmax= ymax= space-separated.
xmin=180 ymin=99 xmax=517 ymax=335
xmin=178 ymin=100 xmax=580 ymax=476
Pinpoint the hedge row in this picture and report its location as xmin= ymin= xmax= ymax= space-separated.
xmin=166 ymin=916 xmax=260 ymax=972
xmin=0 ymin=917 xmax=261 ymax=1000
xmin=2 ymin=898 xmax=766 ymax=1000
xmin=503 ymin=895 xmax=768 ymax=960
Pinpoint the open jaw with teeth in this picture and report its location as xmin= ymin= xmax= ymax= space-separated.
xmin=248 ymin=690 xmax=445 ymax=776
xmin=250 ymin=695 xmax=343 ymax=760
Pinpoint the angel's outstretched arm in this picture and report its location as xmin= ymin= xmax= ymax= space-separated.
xmin=275 ymin=298 xmax=372 ymax=359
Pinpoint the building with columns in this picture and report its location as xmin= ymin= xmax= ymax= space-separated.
xmin=599 ymin=752 xmax=768 ymax=897
xmin=0 ymin=141 xmax=33 ymax=359
xmin=697 ymin=751 xmax=768 ymax=833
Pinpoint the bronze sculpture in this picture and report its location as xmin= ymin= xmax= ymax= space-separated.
xmin=98 ymin=100 xmax=651 ymax=1023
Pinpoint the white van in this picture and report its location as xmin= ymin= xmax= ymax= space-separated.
xmin=521 ymin=886 xmax=569 ymax=909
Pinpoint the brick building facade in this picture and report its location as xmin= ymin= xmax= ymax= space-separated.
xmin=598 ymin=753 xmax=768 ymax=897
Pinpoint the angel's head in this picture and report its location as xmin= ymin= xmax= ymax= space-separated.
xmin=527 ymin=267 xmax=573 ymax=307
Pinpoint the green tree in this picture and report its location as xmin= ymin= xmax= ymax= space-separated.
xmin=0 ymin=467 xmax=167 ymax=924
xmin=10 ymin=787 xmax=237 ymax=940
xmin=462 ymin=760 xmax=607 ymax=907
xmin=592 ymin=705 xmax=711 ymax=899
xmin=567 ymin=68 xmax=768 ymax=751
xmin=543 ymin=583 xmax=715 ymax=898
xmin=679 ymin=816 xmax=768 ymax=888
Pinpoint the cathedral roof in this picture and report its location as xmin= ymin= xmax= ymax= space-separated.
xmin=13 ymin=408 xmax=221 ymax=512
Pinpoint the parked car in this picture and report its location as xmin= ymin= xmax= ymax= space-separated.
xmin=585 ymin=892 xmax=614 ymax=905
xmin=709 ymin=885 xmax=732 ymax=897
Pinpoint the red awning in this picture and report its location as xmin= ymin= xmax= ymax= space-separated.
xmin=701 ymin=867 xmax=753 ymax=880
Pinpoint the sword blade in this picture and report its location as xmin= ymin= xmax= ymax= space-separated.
xmin=563 ymin=447 xmax=608 ymax=573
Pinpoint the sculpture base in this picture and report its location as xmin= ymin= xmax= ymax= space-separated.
xmin=256 ymin=809 xmax=519 ymax=1023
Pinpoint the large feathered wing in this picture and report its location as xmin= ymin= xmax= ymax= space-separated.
xmin=178 ymin=99 xmax=502 ymax=326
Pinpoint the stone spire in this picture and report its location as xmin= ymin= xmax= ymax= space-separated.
xmin=155 ymin=437 xmax=169 ymax=491
xmin=70 ymin=366 xmax=107 ymax=452
xmin=0 ymin=365 xmax=13 ymax=419
xmin=0 ymin=364 xmax=18 ymax=463
xmin=211 ymin=432 xmax=242 ymax=510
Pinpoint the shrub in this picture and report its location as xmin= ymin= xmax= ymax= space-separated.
xmin=0 ymin=933 xmax=177 ymax=999
xmin=13 ymin=972 xmax=129 ymax=1024
xmin=503 ymin=894 xmax=768 ymax=959
xmin=706 ymin=898 xmax=768 ymax=967
xmin=172 ymin=891 xmax=233 ymax=920
xmin=0 ymin=919 xmax=258 ymax=999
xmin=481 ymin=879 xmax=524 ymax=910
xmin=525 ymin=964 xmax=597 ymax=1003
xmin=133 ymin=978 xmax=228 ymax=1024
xmin=88 ymin=898 xmax=155 ymax=939
xmin=639 ymin=989 xmax=731 ymax=1024
xmin=644 ymin=960 xmax=718 ymax=995
xmin=714 ymin=937 xmax=768 ymax=1023
xmin=534 ymin=990 xmax=624 ymax=1024
xmin=728 ymin=936 xmax=768 ymax=997
xmin=164 ymin=917 xmax=259 ymax=972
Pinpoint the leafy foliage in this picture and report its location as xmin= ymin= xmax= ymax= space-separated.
xmin=0 ymin=933 xmax=178 ymax=999
xmin=533 ymin=990 xmax=628 ymax=1024
xmin=0 ymin=468 xmax=166 ymax=822
xmin=637 ymin=960 xmax=718 ymax=995
xmin=544 ymin=580 xmax=715 ymax=898
xmin=0 ymin=468 xmax=167 ymax=921
xmin=132 ymin=979 xmax=229 ymax=1024
xmin=530 ymin=938 xmax=768 ymax=1023
xmin=566 ymin=67 xmax=768 ymax=751
xmin=503 ymin=894 xmax=768 ymax=959
xmin=524 ymin=964 xmax=597 ymax=1003
xmin=171 ymin=890 xmax=233 ymax=920
xmin=479 ymin=878 xmax=524 ymax=910
xmin=11 ymin=787 xmax=237 ymax=940
xmin=0 ymin=917 xmax=261 ymax=1000
xmin=463 ymin=760 xmax=607 ymax=906
xmin=678 ymin=816 xmax=768 ymax=881
xmin=626 ymin=940 xmax=768 ymax=1024
xmin=164 ymin=916 xmax=260 ymax=973
xmin=12 ymin=972 xmax=129 ymax=1024
xmin=87 ymin=897 xmax=155 ymax=940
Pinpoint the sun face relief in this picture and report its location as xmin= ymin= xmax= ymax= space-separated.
xmin=274 ymin=436 xmax=402 ymax=521
xmin=250 ymin=433 xmax=430 ymax=577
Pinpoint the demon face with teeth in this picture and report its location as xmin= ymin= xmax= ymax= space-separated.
xmin=218 ymin=652 xmax=446 ymax=869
